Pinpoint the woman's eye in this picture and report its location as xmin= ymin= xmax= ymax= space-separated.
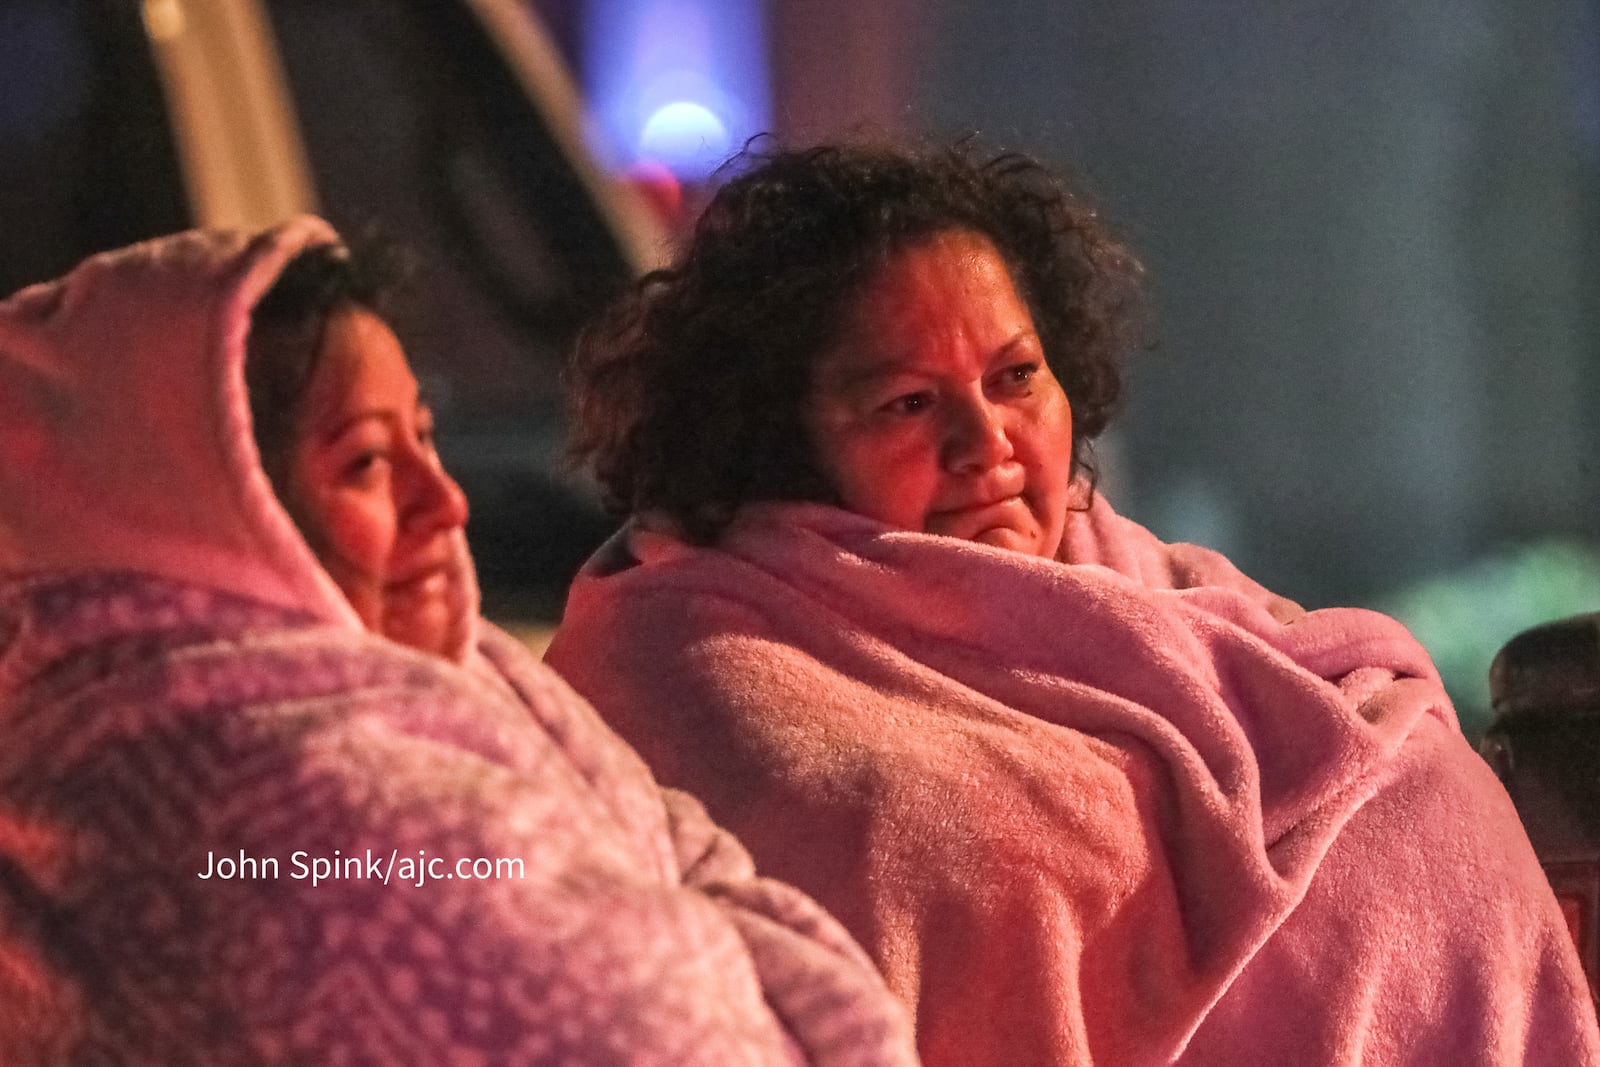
xmin=883 ymin=392 xmax=932 ymax=416
xmin=995 ymin=362 xmax=1039 ymax=394
xmin=342 ymin=450 xmax=391 ymax=484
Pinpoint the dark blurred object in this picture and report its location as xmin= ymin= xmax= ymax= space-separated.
xmin=1482 ymin=612 xmax=1600 ymax=999
xmin=0 ymin=0 xmax=190 ymax=298
xmin=1490 ymin=614 xmax=1600 ymax=717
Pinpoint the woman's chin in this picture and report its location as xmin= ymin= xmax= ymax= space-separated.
xmin=929 ymin=503 xmax=1050 ymax=557
xmin=969 ymin=526 xmax=1042 ymax=556
xmin=382 ymin=593 xmax=465 ymax=658
xmin=384 ymin=614 xmax=458 ymax=658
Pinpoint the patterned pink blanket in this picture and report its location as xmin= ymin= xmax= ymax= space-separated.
xmin=0 ymin=569 xmax=916 ymax=1064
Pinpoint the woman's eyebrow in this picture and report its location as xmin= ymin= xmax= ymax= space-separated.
xmin=318 ymin=409 xmax=401 ymax=444
xmin=832 ymin=359 xmax=927 ymax=391
xmin=991 ymin=330 xmax=1045 ymax=357
xmin=834 ymin=329 xmax=1043 ymax=390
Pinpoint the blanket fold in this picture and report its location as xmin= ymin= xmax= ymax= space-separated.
xmin=548 ymin=498 xmax=1600 ymax=1066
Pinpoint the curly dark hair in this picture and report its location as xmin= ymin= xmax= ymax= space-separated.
xmin=567 ymin=140 xmax=1147 ymax=543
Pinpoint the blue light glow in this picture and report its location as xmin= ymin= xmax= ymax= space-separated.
xmin=639 ymin=101 xmax=731 ymax=167
xmin=584 ymin=0 xmax=769 ymax=180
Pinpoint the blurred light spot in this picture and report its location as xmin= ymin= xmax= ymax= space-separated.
xmin=141 ymin=0 xmax=187 ymax=43
xmin=584 ymin=0 xmax=769 ymax=180
xmin=639 ymin=101 xmax=729 ymax=169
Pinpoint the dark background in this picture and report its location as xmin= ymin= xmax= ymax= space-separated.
xmin=3 ymin=0 xmax=1597 ymax=732
xmin=687 ymin=0 xmax=1600 ymax=733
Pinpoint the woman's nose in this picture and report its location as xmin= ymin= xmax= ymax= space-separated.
xmin=402 ymin=455 xmax=470 ymax=534
xmin=942 ymin=398 xmax=1014 ymax=473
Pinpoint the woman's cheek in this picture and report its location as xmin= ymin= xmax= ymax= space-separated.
xmin=848 ymin=440 xmax=934 ymax=529
xmin=321 ymin=491 xmax=398 ymax=584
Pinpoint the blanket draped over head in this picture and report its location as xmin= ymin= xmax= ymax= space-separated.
xmin=546 ymin=498 xmax=1600 ymax=1066
xmin=0 ymin=223 xmax=915 ymax=1065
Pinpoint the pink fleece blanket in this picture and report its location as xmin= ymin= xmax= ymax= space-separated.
xmin=547 ymin=497 xmax=1600 ymax=1066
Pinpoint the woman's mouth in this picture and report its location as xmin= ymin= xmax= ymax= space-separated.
xmin=933 ymin=493 xmax=1021 ymax=518
xmin=387 ymin=563 xmax=455 ymax=598
xmin=928 ymin=495 xmax=1030 ymax=539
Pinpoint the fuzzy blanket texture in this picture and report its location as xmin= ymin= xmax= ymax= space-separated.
xmin=547 ymin=497 xmax=1600 ymax=1066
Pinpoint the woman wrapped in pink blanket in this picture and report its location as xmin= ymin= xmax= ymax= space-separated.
xmin=547 ymin=142 xmax=1600 ymax=1065
xmin=0 ymin=219 xmax=917 ymax=1064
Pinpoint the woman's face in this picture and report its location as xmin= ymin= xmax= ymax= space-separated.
xmin=281 ymin=307 xmax=471 ymax=655
xmin=805 ymin=230 xmax=1075 ymax=559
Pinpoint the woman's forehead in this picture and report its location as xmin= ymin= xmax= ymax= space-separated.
xmin=854 ymin=230 xmax=1020 ymax=309
xmin=818 ymin=233 xmax=1035 ymax=371
xmin=301 ymin=308 xmax=418 ymax=423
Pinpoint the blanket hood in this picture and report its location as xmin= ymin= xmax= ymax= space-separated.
xmin=0 ymin=218 xmax=475 ymax=651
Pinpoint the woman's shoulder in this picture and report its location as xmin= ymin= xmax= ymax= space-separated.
xmin=0 ymin=570 xmax=632 ymax=820
xmin=1060 ymin=490 xmax=1305 ymax=622
xmin=555 ymin=520 xmax=790 ymax=645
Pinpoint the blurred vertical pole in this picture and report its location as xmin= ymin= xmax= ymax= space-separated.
xmin=1590 ymin=0 xmax=1600 ymax=532
xmin=766 ymin=0 xmax=926 ymax=142
xmin=524 ymin=0 xmax=581 ymax=65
